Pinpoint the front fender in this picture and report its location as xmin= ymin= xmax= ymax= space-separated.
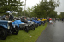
xmin=0 ymin=25 xmax=7 ymax=29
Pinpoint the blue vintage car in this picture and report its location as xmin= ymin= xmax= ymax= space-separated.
xmin=31 ymin=20 xmax=41 ymax=26
xmin=0 ymin=20 xmax=19 ymax=40
xmin=28 ymin=20 xmax=38 ymax=28
xmin=12 ymin=20 xmax=29 ymax=32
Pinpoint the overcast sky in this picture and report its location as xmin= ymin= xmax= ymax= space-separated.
xmin=21 ymin=0 xmax=64 ymax=15
xmin=55 ymin=0 xmax=64 ymax=14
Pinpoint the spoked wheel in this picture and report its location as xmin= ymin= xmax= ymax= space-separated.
xmin=39 ymin=24 xmax=41 ymax=26
xmin=12 ymin=26 xmax=19 ymax=35
xmin=32 ymin=25 xmax=35 ymax=30
xmin=36 ymin=24 xmax=38 ymax=28
xmin=24 ymin=26 xmax=29 ymax=32
xmin=37 ymin=24 xmax=39 ymax=26
xmin=33 ymin=26 xmax=35 ymax=30
xmin=36 ymin=25 xmax=38 ymax=28
xmin=0 ymin=28 xmax=7 ymax=40
xmin=42 ymin=23 xmax=45 ymax=26
xmin=30 ymin=26 xmax=33 ymax=30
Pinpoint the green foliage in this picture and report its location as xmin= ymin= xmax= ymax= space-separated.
xmin=60 ymin=12 xmax=64 ymax=18
xmin=49 ymin=11 xmax=57 ymax=18
xmin=21 ymin=10 xmax=29 ymax=17
xmin=0 ymin=0 xmax=23 ymax=15
xmin=28 ymin=0 xmax=59 ymax=18
xmin=57 ymin=15 xmax=62 ymax=18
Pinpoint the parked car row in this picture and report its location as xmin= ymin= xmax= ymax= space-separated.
xmin=0 ymin=16 xmax=47 ymax=40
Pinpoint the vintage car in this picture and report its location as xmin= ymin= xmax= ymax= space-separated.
xmin=0 ymin=20 xmax=19 ymax=40
xmin=27 ymin=18 xmax=38 ymax=28
xmin=12 ymin=20 xmax=29 ymax=32
xmin=32 ymin=20 xmax=41 ymax=26
xmin=20 ymin=17 xmax=35 ymax=30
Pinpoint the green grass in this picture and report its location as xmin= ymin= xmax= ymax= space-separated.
xmin=0 ymin=23 xmax=47 ymax=42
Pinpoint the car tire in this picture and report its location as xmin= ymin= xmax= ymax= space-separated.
xmin=12 ymin=26 xmax=19 ymax=35
xmin=33 ymin=27 xmax=35 ymax=30
xmin=39 ymin=24 xmax=41 ymax=26
xmin=0 ymin=28 xmax=7 ymax=40
xmin=25 ymin=26 xmax=29 ymax=32
xmin=33 ymin=25 xmax=35 ymax=30
xmin=37 ymin=24 xmax=39 ymax=26
xmin=36 ymin=24 xmax=38 ymax=28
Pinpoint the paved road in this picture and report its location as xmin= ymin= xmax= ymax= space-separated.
xmin=36 ymin=21 xmax=64 ymax=42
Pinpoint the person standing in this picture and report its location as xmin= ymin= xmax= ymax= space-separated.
xmin=47 ymin=18 xmax=49 ymax=22
xmin=53 ymin=18 xmax=56 ymax=22
xmin=62 ymin=18 xmax=63 ymax=22
xmin=9 ymin=14 xmax=13 ymax=21
xmin=35 ymin=17 xmax=37 ymax=20
xmin=2 ymin=15 xmax=6 ymax=20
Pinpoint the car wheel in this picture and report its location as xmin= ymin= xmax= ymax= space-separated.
xmin=12 ymin=26 xmax=19 ymax=35
xmin=0 ymin=28 xmax=7 ymax=40
xmin=33 ymin=25 xmax=35 ymax=30
xmin=36 ymin=24 xmax=38 ymax=28
xmin=25 ymin=26 xmax=29 ymax=32
xmin=37 ymin=24 xmax=39 ymax=26
xmin=33 ymin=27 xmax=35 ymax=30
xmin=39 ymin=24 xmax=41 ymax=26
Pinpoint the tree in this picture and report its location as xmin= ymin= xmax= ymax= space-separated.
xmin=60 ymin=12 xmax=64 ymax=18
xmin=0 ymin=0 xmax=23 ymax=15
xmin=21 ymin=10 xmax=29 ymax=17
xmin=49 ymin=11 xmax=57 ymax=18
xmin=31 ymin=0 xmax=59 ymax=18
xmin=57 ymin=15 xmax=62 ymax=18
xmin=26 ymin=7 xmax=31 ymax=17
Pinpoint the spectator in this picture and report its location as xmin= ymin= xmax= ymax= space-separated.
xmin=47 ymin=18 xmax=49 ymax=22
xmin=2 ymin=15 xmax=6 ymax=20
xmin=6 ymin=15 xmax=9 ymax=20
xmin=62 ymin=18 xmax=63 ymax=22
xmin=35 ymin=17 xmax=37 ymax=20
xmin=53 ymin=18 xmax=56 ymax=22
xmin=9 ymin=14 xmax=13 ymax=21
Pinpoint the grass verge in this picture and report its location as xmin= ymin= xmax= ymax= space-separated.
xmin=0 ymin=23 xmax=47 ymax=42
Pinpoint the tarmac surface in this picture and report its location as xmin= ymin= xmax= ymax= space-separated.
xmin=36 ymin=20 xmax=64 ymax=42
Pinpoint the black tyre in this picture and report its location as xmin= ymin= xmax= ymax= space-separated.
xmin=36 ymin=24 xmax=38 ymax=28
xmin=37 ymin=24 xmax=39 ymax=26
xmin=33 ymin=25 xmax=35 ymax=30
xmin=0 ymin=28 xmax=7 ymax=40
xmin=19 ymin=27 xmax=23 ymax=30
xmin=35 ymin=25 xmax=37 ymax=28
xmin=30 ymin=26 xmax=32 ymax=30
xmin=31 ymin=25 xmax=35 ymax=30
xmin=35 ymin=24 xmax=38 ymax=28
xmin=12 ymin=31 xmax=18 ymax=35
xmin=39 ymin=24 xmax=41 ymax=26
xmin=33 ymin=27 xmax=35 ymax=30
xmin=24 ymin=26 xmax=29 ymax=32
xmin=12 ymin=26 xmax=19 ymax=35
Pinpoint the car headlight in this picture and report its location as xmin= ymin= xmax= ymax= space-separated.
xmin=21 ymin=23 xmax=25 ymax=24
xmin=7 ymin=24 xmax=10 ymax=29
xmin=8 ymin=26 xmax=10 ymax=29
xmin=31 ymin=22 xmax=34 ymax=24
xmin=13 ymin=25 xmax=15 ymax=28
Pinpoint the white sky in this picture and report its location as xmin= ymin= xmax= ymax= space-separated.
xmin=21 ymin=0 xmax=64 ymax=15
xmin=21 ymin=0 xmax=41 ymax=8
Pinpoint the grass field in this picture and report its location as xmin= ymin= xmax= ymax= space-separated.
xmin=0 ymin=23 xmax=47 ymax=42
